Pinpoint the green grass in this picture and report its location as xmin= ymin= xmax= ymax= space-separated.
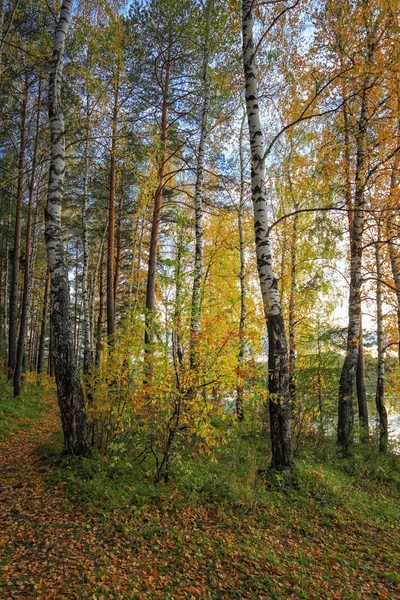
xmin=0 ymin=379 xmax=48 ymax=440
xmin=38 ymin=418 xmax=400 ymax=525
xmin=3 ymin=386 xmax=399 ymax=598
xmin=38 ymin=431 xmax=400 ymax=598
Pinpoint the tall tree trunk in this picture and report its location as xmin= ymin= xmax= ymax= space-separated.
xmin=356 ymin=311 xmax=369 ymax=437
xmin=189 ymin=45 xmax=210 ymax=370
xmin=45 ymin=0 xmax=90 ymax=455
xmin=387 ymin=97 xmax=400 ymax=362
xmin=37 ymin=269 xmax=50 ymax=374
xmin=287 ymin=168 xmax=298 ymax=408
xmin=82 ymin=91 xmax=92 ymax=375
xmin=242 ymin=0 xmax=293 ymax=469
xmin=48 ymin=324 xmax=54 ymax=377
xmin=107 ymin=80 xmax=119 ymax=341
xmin=14 ymin=80 xmax=41 ymax=396
xmin=95 ymin=246 xmax=105 ymax=367
xmin=114 ymin=194 xmax=123 ymax=310
xmin=73 ymin=239 xmax=79 ymax=356
xmin=375 ymin=222 xmax=388 ymax=452
xmin=1 ymin=196 xmax=11 ymax=364
xmin=387 ymin=214 xmax=400 ymax=363
xmin=0 ymin=0 xmax=6 ymax=77
xmin=337 ymin=68 xmax=371 ymax=453
xmin=236 ymin=115 xmax=246 ymax=422
xmin=342 ymin=72 xmax=369 ymax=436
xmin=8 ymin=74 xmax=28 ymax=379
xmin=144 ymin=53 xmax=170 ymax=355
xmin=173 ymin=226 xmax=185 ymax=369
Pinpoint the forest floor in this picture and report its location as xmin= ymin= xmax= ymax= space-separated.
xmin=0 ymin=388 xmax=400 ymax=599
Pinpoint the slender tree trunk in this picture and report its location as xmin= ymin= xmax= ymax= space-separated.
xmin=387 ymin=97 xmax=400 ymax=362
xmin=114 ymin=194 xmax=123 ymax=309
xmin=144 ymin=54 xmax=170 ymax=355
xmin=8 ymin=74 xmax=28 ymax=379
xmin=82 ymin=92 xmax=92 ymax=375
xmin=95 ymin=246 xmax=105 ymax=367
xmin=387 ymin=215 xmax=400 ymax=363
xmin=0 ymin=195 xmax=11 ymax=363
xmin=37 ymin=269 xmax=50 ymax=374
xmin=342 ymin=73 xmax=369 ymax=436
xmin=0 ymin=0 xmax=6 ymax=77
xmin=48 ymin=324 xmax=54 ymax=377
xmin=288 ymin=191 xmax=298 ymax=407
xmin=73 ymin=240 xmax=79 ymax=356
xmin=375 ymin=223 xmax=388 ymax=452
xmin=107 ymin=80 xmax=119 ymax=341
xmin=337 ymin=69 xmax=371 ymax=453
xmin=14 ymin=81 xmax=41 ymax=396
xmin=242 ymin=0 xmax=293 ymax=469
xmin=190 ymin=45 xmax=210 ymax=369
xmin=173 ymin=227 xmax=185 ymax=369
xmin=356 ymin=311 xmax=369 ymax=438
xmin=236 ymin=116 xmax=246 ymax=421
xmin=45 ymin=0 xmax=90 ymax=455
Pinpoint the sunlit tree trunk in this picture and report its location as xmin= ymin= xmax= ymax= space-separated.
xmin=242 ymin=0 xmax=293 ymax=469
xmin=375 ymin=222 xmax=388 ymax=452
xmin=45 ymin=0 xmax=90 ymax=455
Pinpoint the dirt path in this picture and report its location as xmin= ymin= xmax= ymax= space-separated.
xmin=0 ymin=399 xmax=103 ymax=598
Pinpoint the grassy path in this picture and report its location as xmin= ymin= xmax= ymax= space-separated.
xmin=0 ymin=395 xmax=399 ymax=599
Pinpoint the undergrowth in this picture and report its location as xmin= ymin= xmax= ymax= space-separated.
xmin=38 ymin=417 xmax=400 ymax=532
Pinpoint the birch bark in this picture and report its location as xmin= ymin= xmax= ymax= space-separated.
xmin=242 ymin=0 xmax=293 ymax=469
xmin=45 ymin=0 xmax=90 ymax=455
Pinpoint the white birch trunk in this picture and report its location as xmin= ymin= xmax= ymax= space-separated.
xmin=242 ymin=0 xmax=293 ymax=469
xmin=45 ymin=0 xmax=90 ymax=455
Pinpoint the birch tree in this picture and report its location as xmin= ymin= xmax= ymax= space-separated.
xmin=242 ymin=0 xmax=293 ymax=469
xmin=45 ymin=0 xmax=90 ymax=455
